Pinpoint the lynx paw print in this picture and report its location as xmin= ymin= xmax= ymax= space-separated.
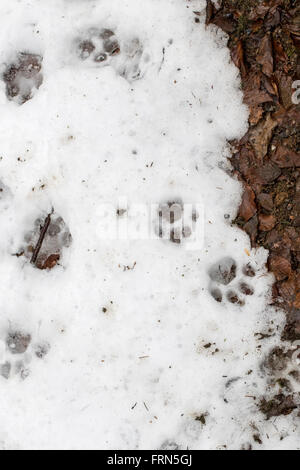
xmin=76 ymin=28 xmax=147 ymax=82
xmin=156 ymin=199 xmax=198 ymax=245
xmin=20 ymin=211 xmax=72 ymax=270
xmin=0 ymin=331 xmax=50 ymax=380
xmin=76 ymin=28 xmax=120 ymax=64
xmin=3 ymin=52 xmax=43 ymax=104
xmin=208 ymin=257 xmax=255 ymax=306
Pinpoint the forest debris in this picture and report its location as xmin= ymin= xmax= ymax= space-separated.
xmin=259 ymin=214 xmax=276 ymax=232
xmin=272 ymin=145 xmax=300 ymax=168
xmin=30 ymin=212 xmax=52 ymax=265
xmin=239 ymin=185 xmax=257 ymax=221
xmin=257 ymin=34 xmax=273 ymax=77
xmin=248 ymin=115 xmax=278 ymax=162
xmin=268 ymin=255 xmax=292 ymax=281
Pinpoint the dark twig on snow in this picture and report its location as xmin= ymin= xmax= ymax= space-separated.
xmin=30 ymin=210 xmax=53 ymax=265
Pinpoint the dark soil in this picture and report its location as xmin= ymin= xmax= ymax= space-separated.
xmin=205 ymin=0 xmax=300 ymax=419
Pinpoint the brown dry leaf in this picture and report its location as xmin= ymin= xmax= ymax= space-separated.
xmin=248 ymin=4 xmax=270 ymax=21
xmin=268 ymin=255 xmax=292 ymax=281
xmin=274 ymin=72 xmax=293 ymax=109
xmin=261 ymin=75 xmax=278 ymax=96
xmin=211 ymin=11 xmax=236 ymax=33
xmin=244 ymin=87 xmax=273 ymax=107
xmin=231 ymin=41 xmax=247 ymax=77
xmin=265 ymin=7 xmax=281 ymax=29
xmin=287 ymin=10 xmax=300 ymax=36
xmin=249 ymin=114 xmax=278 ymax=162
xmin=275 ymin=191 xmax=288 ymax=206
xmin=257 ymin=193 xmax=274 ymax=211
xmin=37 ymin=254 xmax=60 ymax=270
xmin=205 ymin=0 xmax=215 ymax=26
xmin=266 ymin=230 xmax=292 ymax=258
xmin=291 ymin=237 xmax=300 ymax=251
xmin=278 ymin=275 xmax=297 ymax=307
xmin=239 ymin=185 xmax=257 ymax=222
xmin=244 ymin=215 xmax=258 ymax=245
xmin=243 ymin=72 xmax=273 ymax=125
xmin=273 ymin=38 xmax=287 ymax=62
xmin=294 ymin=292 xmax=300 ymax=309
xmin=257 ymin=34 xmax=274 ymax=77
xmin=250 ymin=106 xmax=264 ymax=126
xmin=272 ymin=145 xmax=300 ymax=168
xmin=231 ymin=146 xmax=257 ymax=180
xmin=259 ymin=214 xmax=276 ymax=231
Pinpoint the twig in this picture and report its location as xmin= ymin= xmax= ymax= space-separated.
xmin=30 ymin=211 xmax=52 ymax=265
xmin=158 ymin=47 xmax=165 ymax=73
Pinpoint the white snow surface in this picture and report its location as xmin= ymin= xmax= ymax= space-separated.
xmin=0 ymin=0 xmax=298 ymax=450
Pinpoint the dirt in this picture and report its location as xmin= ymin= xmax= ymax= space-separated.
xmin=205 ymin=0 xmax=300 ymax=420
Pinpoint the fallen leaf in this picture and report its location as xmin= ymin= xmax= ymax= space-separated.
xmin=244 ymin=215 xmax=258 ymax=245
xmin=265 ymin=7 xmax=281 ymax=29
xmin=211 ymin=11 xmax=236 ymax=33
xmin=268 ymin=255 xmax=292 ymax=281
xmin=205 ymin=0 xmax=215 ymax=26
xmin=249 ymin=114 xmax=278 ymax=162
xmin=257 ymin=192 xmax=274 ymax=211
xmin=231 ymin=41 xmax=247 ymax=77
xmin=272 ymin=145 xmax=300 ymax=168
xmin=259 ymin=214 xmax=276 ymax=231
xmin=274 ymin=72 xmax=293 ymax=109
xmin=239 ymin=185 xmax=257 ymax=221
xmin=257 ymin=34 xmax=274 ymax=77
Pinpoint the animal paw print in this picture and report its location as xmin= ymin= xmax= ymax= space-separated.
xmin=0 ymin=330 xmax=50 ymax=380
xmin=76 ymin=27 xmax=120 ymax=64
xmin=156 ymin=199 xmax=197 ymax=245
xmin=3 ymin=52 xmax=43 ymax=105
xmin=76 ymin=27 xmax=147 ymax=82
xmin=208 ymin=257 xmax=255 ymax=306
xmin=20 ymin=211 xmax=72 ymax=270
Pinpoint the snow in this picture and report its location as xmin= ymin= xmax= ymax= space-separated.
xmin=0 ymin=0 xmax=298 ymax=450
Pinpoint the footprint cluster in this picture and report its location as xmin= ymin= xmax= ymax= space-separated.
xmin=3 ymin=52 xmax=43 ymax=105
xmin=0 ymin=330 xmax=50 ymax=380
xmin=157 ymin=199 xmax=198 ymax=245
xmin=1 ymin=27 xmax=148 ymax=105
xmin=208 ymin=257 xmax=255 ymax=306
xmin=21 ymin=212 xmax=72 ymax=270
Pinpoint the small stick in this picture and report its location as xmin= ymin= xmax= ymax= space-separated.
xmin=30 ymin=212 xmax=52 ymax=265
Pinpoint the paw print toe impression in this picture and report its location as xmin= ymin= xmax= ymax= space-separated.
xmin=208 ymin=257 xmax=256 ymax=307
